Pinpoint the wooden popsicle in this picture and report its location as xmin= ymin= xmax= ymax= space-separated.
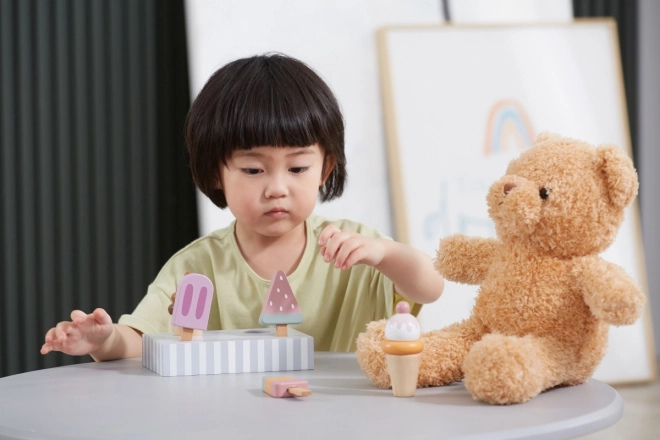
xmin=171 ymin=273 xmax=214 ymax=341
xmin=262 ymin=376 xmax=312 ymax=398
xmin=258 ymin=271 xmax=303 ymax=337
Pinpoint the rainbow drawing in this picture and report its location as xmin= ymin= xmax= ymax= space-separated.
xmin=484 ymin=100 xmax=535 ymax=156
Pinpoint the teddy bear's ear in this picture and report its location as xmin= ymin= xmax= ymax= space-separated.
xmin=534 ymin=131 xmax=561 ymax=145
xmin=595 ymin=145 xmax=639 ymax=208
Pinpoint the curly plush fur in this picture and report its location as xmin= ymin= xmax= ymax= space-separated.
xmin=356 ymin=133 xmax=646 ymax=404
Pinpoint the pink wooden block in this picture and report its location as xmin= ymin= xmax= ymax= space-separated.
xmin=171 ymin=273 xmax=214 ymax=330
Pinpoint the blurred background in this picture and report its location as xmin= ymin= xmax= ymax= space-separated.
xmin=0 ymin=0 xmax=657 ymax=391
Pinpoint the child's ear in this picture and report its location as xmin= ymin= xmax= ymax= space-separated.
xmin=321 ymin=155 xmax=336 ymax=185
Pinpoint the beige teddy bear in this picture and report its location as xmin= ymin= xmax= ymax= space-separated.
xmin=356 ymin=133 xmax=646 ymax=404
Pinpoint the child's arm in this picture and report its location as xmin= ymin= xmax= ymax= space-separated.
xmin=318 ymin=226 xmax=445 ymax=304
xmin=41 ymin=308 xmax=142 ymax=361
xmin=89 ymin=324 xmax=143 ymax=361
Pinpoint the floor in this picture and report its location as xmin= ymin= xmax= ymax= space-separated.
xmin=579 ymin=378 xmax=660 ymax=439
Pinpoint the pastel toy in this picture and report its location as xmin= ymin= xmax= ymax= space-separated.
xmin=146 ymin=273 xmax=315 ymax=378
xmin=143 ymin=328 xmax=314 ymax=377
xmin=381 ymin=302 xmax=424 ymax=397
xmin=262 ymin=376 xmax=312 ymax=398
xmin=168 ymin=292 xmax=202 ymax=338
xmin=171 ymin=273 xmax=214 ymax=341
xmin=356 ymin=133 xmax=645 ymax=404
xmin=259 ymin=270 xmax=303 ymax=336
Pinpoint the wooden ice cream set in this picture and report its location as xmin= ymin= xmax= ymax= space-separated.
xmin=142 ymin=271 xmax=422 ymax=398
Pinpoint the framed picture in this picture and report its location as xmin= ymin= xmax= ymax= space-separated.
xmin=379 ymin=19 xmax=656 ymax=384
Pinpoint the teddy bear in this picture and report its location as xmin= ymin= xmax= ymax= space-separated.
xmin=356 ymin=132 xmax=646 ymax=404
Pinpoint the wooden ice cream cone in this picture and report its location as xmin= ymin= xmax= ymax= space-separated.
xmin=386 ymin=353 xmax=422 ymax=397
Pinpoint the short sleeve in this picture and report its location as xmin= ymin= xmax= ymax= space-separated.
xmin=117 ymin=283 xmax=173 ymax=334
xmin=117 ymin=232 xmax=223 ymax=334
xmin=117 ymin=251 xmax=185 ymax=334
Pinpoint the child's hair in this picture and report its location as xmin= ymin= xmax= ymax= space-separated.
xmin=185 ymin=53 xmax=347 ymax=209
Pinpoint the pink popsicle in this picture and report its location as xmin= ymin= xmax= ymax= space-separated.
xmin=171 ymin=273 xmax=214 ymax=339
xmin=262 ymin=377 xmax=312 ymax=398
xmin=259 ymin=270 xmax=302 ymax=337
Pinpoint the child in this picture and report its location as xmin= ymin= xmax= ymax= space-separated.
xmin=40 ymin=53 xmax=445 ymax=361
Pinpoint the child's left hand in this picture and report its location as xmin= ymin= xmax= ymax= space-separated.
xmin=318 ymin=225 xmax=387 ymax=270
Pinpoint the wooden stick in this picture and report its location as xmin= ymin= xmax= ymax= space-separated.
xmin=276 ymin=324 xmax=288 ymax=337
xmin=173 ymin=326 xmax=202 ymax=337
xmin=181 ymin=327 xmax=194 ymax=341
xmin=287 ymin=387 xmax=312 ymax=397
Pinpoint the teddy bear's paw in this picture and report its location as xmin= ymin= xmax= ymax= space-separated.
xmin=462 ymin=334 xmax=546 ymax=405
xmin=595 ymin=302 xmax=644 ymax=326
xmin=587 ymin=286 xmax=645 ymax=326
xmin=356 ymin=320 xmax=391 ymax=388
xmin=435 ymin=235 xmax=468 ymax=275
xmin=435 ymin=235 xmax=498 ymax=285
xmin=579 ymin=259 xmax=646 ymax=326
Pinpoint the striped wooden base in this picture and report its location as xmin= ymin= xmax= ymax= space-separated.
xmin=142 ymin=329 xmax=314 ymax=377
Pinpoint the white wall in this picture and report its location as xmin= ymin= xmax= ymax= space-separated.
xmin=448 ymin=0 xmax=572 ymax=23
xmin=184 ymin=0 xmax=443 ymax=237
xmin=183 ymin=0 xmax=658 ymax=363
xmin=639 ymin=0 xmax=660 ymax=362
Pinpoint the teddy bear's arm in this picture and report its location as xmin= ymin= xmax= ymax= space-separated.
xmin=573 ymin=257 xmax=645 ymax=326
xmin=435 ymin=235 xmax=500 ymax=285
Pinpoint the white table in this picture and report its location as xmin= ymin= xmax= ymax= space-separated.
xmin=0 ymin=353 xmax=622 ymax=439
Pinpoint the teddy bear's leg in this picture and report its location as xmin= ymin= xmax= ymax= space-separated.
xmin=561 ymin=322 xmax=609 ymax=387
xmin=356 ymin=319 xmax=391 ymax=388
xmin=356 ymin=318 xmax=486 ymax=389
xmin=417 ymin=319 xmax=486 ymax=387
xmin=462 ymin=334 xmax=562 ymax=405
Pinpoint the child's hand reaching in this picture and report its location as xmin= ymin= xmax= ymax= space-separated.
xmin=318 ymin=225 xmax=387 ymax=270
xmin=40 ymin=308 xmax=114 ymax=356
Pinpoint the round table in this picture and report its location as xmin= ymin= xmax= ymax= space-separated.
xmin=0 ymin=353 xmax=621 ymax=439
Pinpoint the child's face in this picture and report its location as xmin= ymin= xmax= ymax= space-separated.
xmin=220 ymin=144 xmax=329 ymax=238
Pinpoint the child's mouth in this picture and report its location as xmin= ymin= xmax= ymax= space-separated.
xmin=266 ymin=209 xmax=288 ymax=218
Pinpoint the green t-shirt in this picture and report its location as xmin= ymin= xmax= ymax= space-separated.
xmin=118 ymin=214 xmax=405 ymax=352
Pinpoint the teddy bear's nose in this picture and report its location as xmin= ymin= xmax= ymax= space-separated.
xmin=503 ymin=182 xmax=517 ymax=195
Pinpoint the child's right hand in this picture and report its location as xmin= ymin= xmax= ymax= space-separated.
xmin=40 ymin=308 xmax=114 ymax=356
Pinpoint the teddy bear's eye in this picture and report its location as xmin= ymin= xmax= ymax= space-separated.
xmin=539 ymin=188 xmax=549 ymax=200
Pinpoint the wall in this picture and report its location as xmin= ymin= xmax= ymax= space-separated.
xmin=185 ymin=0 xmax=443 ymax=237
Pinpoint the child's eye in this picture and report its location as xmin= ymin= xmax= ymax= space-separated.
xmin=289 ymin=167 xmax=309 ymax=174
xmin=241 ymin=168 xmax=262 ymax=175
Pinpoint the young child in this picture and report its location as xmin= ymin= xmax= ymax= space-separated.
xmin=40 ymin=53 xmax=445 ymax=361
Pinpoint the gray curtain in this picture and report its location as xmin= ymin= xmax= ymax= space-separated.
xmin=0 ymin=0 xmax=198 ymax=377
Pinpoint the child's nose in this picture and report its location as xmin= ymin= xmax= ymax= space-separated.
xmin=264 ymin=174 xmax=289 ymax=198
